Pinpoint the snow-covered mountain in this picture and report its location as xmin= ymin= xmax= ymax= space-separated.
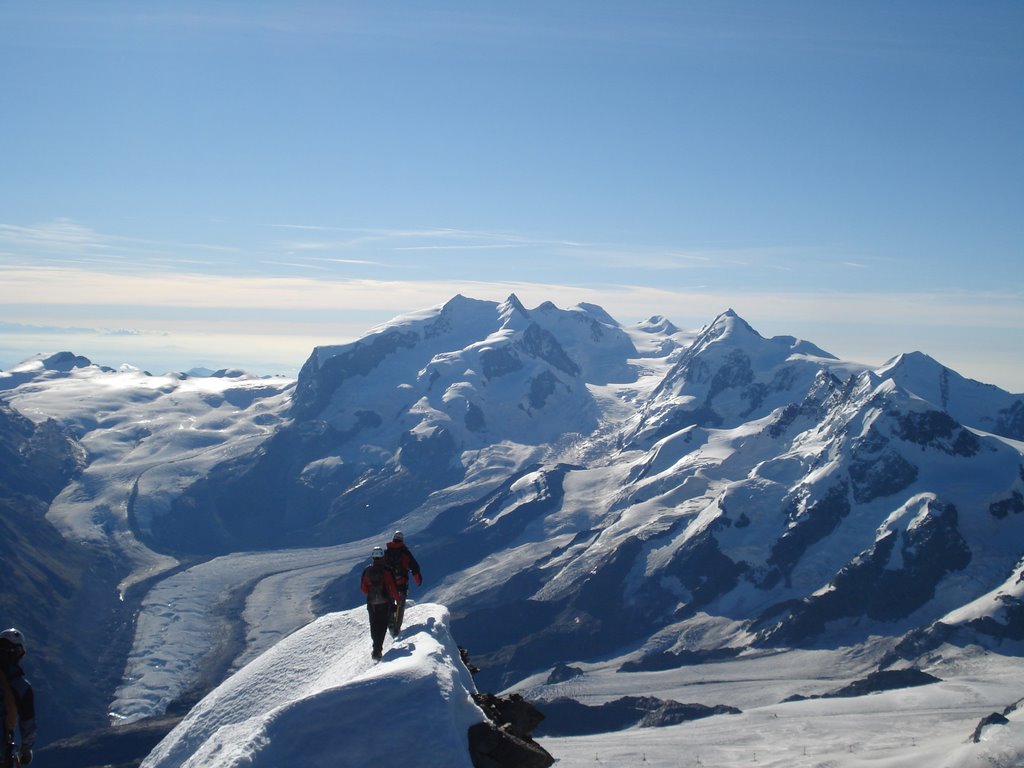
xmin=3 ymin=296 xmax=1023 ymax=766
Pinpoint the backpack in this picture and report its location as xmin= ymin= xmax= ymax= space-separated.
xmin=364 ymin=564 xmax=389 ymax=605
xmin=383 ymin=547 xmax=406 ymax=579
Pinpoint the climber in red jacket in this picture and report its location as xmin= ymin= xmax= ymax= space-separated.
xmin=360 ymin=546 xmax=401 ymax=660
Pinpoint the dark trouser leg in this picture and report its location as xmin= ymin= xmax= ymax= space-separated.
xmin=2 ymin=730 xmax=14 ymax=768
xmin=367 ymin=602 xmax=390 ymax=655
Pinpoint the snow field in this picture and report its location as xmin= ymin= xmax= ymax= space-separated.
xmin=528 ymin=644 xmax=1024 ymax=768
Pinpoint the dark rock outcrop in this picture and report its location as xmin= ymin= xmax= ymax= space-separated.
xmin=990 ymin=491 xmax=1024 ymax=519
xmin=970 ymin=696 xmax=1024 ymax=743
xmin=546 ymin=662 xmax=584 ymax=684
xmin=971 ymin=712 xmax=1010 ymax=743
xmin=618 ymin=646 xmax=742 ymax=673
xmin=519 ymin=322 xmax=580 ymax=378
xmin=468 ymin=693 xmax=553 ymax=768
xmin=784 ymin=668 xmax=940 ymax=702
xmin=534 ymin=695 xmax=740 ymax=736
xmin=964 ymin=595 xmax=1024 ymax=641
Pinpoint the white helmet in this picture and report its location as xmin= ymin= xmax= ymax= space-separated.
xmin=372 ymin=546 xmax=384 ymax=559
xmin=393 ymin=530 xmax=404 ymax=542
xmin=0 ymin=627 xmax=25 ymax=654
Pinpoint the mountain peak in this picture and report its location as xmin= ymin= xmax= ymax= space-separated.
xmin=637 ymin=315 xmax=680 ymax=335
xmin=878 ymin=350 xmax=942 ymax=374
xmin=498 ymin=293 xmax=531 ymax=326
xmin=38 ymin=351 xmax=93 ymax=372
xmin=574 ymin=302 xmax=619 ymax=327
xmin=697 ymin=309 xmax=763 ymax=347
xmin=441 ymin=293 xmax=476 ymax=312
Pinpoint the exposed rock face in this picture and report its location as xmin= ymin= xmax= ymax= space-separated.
xmin=835 ymin=671 xmax=937 ymax=700
xmin=996 ymin=400 xmax=1024 ymax=440
xmin=971 ymin=697 xmax=1024 ymax=743
xmin=783 ymin=668 xmax=941 ymax=702
xmin=848 ymin=445 xmax=918 ymax=503
xmin=759 ymin=500 xmax=971 ymax=645
xmin=894 ymin=409 xmax=980 ymax=456
xmin=972 ymin=712 xmax=1010 ymax=743
xmin=965 ymin=596 xmax=1024 ymax=641
xmin=764 ymin=484 xmax=851 ymax=589
xmin=990 ymin=491 xmax=1024 ymax=519
xmin=481 ymin=346 xmax=524 ymax=380
xmin=0 ymin=403 xmax=86 ymax=498
xmin=519 ymin=322 xmax=580 ymax=378
xmin=534 ymin=695 xmax=740 ymax=736
xmin=468 ymin=693 xmax=553 ymax=768
xmin=546 ymin=662 xmax=584 ymax=684
xmin=291 ymin=330 xmax=420 ymax=419
xmin=618 ymin=647 xmax=741 ymax=673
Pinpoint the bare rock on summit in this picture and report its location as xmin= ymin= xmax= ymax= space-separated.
xmin=468 ymin=693 xmax=553 ymax=768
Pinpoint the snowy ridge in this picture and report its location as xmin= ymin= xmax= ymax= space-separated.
xmin=141 ymin=603 xmax=483 ymax=768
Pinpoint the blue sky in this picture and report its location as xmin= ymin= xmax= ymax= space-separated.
xmin=1 ymin=1 xmax=1022 ymax=390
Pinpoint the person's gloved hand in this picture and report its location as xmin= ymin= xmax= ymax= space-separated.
xmin=20 ymin=747 xmax=33 ymax=766
xmin=414 ymin=573 xmax=422 ymax=586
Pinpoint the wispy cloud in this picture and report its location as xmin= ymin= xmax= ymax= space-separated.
xmin=4 ymin=219 xmax=835 ymax=287
xmin=3 ymin=265 xmax=1020 ymax=328
xmin=0 ymin=219 xmax=109 ymax=251
xmin=0 ymin=219 xmax=247 ymax=271
xmin=393 ymin=244 xmax=526 ymax=252
xmin=260 ymin=261 xmax=330 ymax=271
xmin=2 ymin=265 xmax=1021 ymax=389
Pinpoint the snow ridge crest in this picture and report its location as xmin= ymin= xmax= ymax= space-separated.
xmin=142 ymin=604 xmax=483 ymax=768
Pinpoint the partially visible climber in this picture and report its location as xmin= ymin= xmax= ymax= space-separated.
xmin=1 ymin=628 xmax=35 ymax=767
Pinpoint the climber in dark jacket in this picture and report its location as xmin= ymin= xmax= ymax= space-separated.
xmin=383 ymin=531 xmax=423 ymax=637
xmin=1 ymin=628 xmax=35 ymax=767
xmin=384 ymin=530 xmax=422 ymax=599
xmin=360 ymin=547 xmax=401 ymax=660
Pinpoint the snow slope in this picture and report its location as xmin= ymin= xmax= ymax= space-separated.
xmin=141 ymin=603 xmax=484 ymax=768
